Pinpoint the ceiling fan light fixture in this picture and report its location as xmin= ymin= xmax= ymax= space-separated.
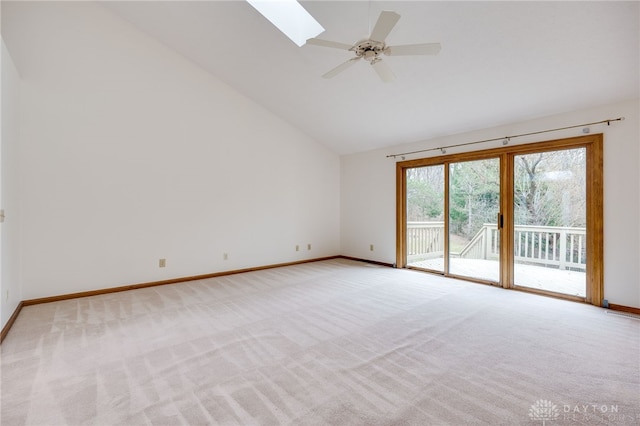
xmin=247 ymin=0 xmax=324 ymax=47
xmin=364 ymin=50 xmax=378 ymax=61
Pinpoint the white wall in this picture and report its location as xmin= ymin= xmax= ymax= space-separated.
xmin=342 ymin=99 xmax=640 ymax=308
xmin=2 ymin=2 xmax=340 ymax=300
xmin=1 ymin=39 xmax=22 ymax=328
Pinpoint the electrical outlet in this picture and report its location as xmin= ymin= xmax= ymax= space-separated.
xmin=370 ymin=244 xmax=374 ymax=251
xmin=296 ymin=245 xmax=300 ymax=252
xmin=307 ymin=244 xmax=311 ymax=250
xmin=159 ymin=258 xmax=166 ymax=268
xmin=223 ymin=253 xmax=228 ymax=261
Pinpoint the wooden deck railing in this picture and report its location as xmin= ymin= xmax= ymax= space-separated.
xmin=407 ymin=221 xmax=444 ymax=261
xmin=458 ymin=223 xmax=499 ymax=261
xmin=513 ymin=224 xmax=586 ymax=271
xmin=407 ymin=222 xmax=586 ymax=271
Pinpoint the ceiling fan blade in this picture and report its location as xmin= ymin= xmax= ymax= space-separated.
xmin=306 ymin=38 xmax=353 ymax=50
xmin=369 ymin=11 xmax=401 ymax=42
xmin=322 ymin=57 xmax=361 ymax=79
xmin=371 ymin=59 xmax=395 ymax=83
xmin=385 ymin=43 xmax=442 ymax=56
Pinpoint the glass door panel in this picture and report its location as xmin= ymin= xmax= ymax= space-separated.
xmin=513 ymin=148 xmax=586 ymax=296
xmin=406 ymin=165 xmax=445 ymax=271
xmin=448 ymin=158 xmax=500 ymax=282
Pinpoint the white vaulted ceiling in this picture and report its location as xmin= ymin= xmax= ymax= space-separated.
xmin=91 ymin=1 xmax=638 ymax=154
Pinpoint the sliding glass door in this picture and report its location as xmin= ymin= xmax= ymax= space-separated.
xmin=397 ymin=134 xmax=603 ymax=305
xmin=405 ymin=165 xmax=445 ymax=272
xmin=512 ymin=148 xmax=587 ymax=297
xmin=449 ymin=158 xmax=501 ymax=282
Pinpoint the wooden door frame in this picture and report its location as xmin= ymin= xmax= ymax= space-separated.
xmin=396 ymin=134 xmax=603 ymax=306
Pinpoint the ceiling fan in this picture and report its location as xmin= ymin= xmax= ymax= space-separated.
xmin=306 ymin=11 xmax=441 ymax=83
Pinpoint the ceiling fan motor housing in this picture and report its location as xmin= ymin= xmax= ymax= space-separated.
xmin=351 ymin=40 xmax=387 ymax=62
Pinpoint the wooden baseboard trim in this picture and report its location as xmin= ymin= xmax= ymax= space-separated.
xmin=608 ymin=303 xmax=640 ymax=315
xmin=338 ymin=256 xmax=395 ymax=268
xmin=9 ymin=256 xmax=639 ymax=341
xmin=1 ymin=301 xmax=24 ymax=344
xmin=22 ymin=256 xmax=341 ymax=307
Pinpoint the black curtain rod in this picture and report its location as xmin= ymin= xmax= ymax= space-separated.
xmin=387 ymin=117 xmax=625 ymax=159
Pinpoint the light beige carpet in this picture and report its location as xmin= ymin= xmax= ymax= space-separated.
xmin=1 ymin=259 xmax=638 ymax=425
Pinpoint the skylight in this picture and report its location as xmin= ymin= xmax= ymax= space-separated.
xmin=247 ymin=0 xmax=324 ymax=47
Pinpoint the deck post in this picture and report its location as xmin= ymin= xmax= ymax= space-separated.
xmin=559 ymin=229 xmax=567 ymax=270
